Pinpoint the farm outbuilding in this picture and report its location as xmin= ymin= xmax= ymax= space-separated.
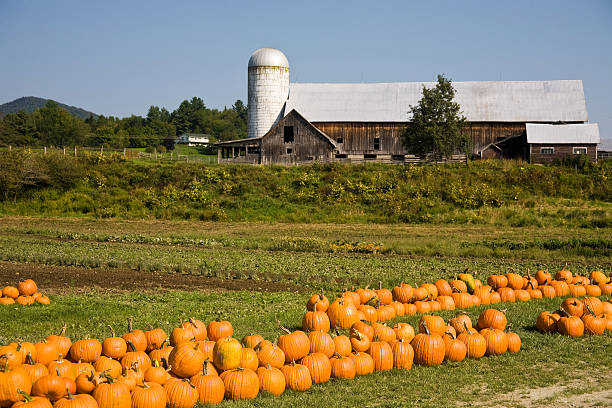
xmin=217 ymin=48 xmax=601 ymax=164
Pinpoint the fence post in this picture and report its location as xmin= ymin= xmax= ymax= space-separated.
xmin=74 ymin=146 xmax=77 ymax=157
xmin=171 ymin=152 xmax=173 ymax=161
xmin=63 ymin=147 xmax=66 ymax=155
xmin=8 ymin=145 xmax=11 ymax=151
xmin=101 ymin=146 xmax=103 ymax=153
xmin=123 ymin=148 xmax=126 ymax=157
xmin=44 ymin=146 xmax=47 ymax=155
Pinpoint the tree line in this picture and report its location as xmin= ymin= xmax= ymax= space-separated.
xmin=0 ymin=97 xmax=248 ymax=150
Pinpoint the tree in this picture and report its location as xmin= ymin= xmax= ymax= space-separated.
xmin=402 ymin=75 xmax=469 ymax=159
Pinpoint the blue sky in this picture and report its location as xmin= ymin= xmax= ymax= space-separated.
xmin=1 ymin=0 xmax=611 ymax=146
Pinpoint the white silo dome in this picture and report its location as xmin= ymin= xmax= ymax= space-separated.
xmin=247 ymin=48 xmax=290 ymax=139
xmin=248 ymin=48 xmax=289 ymax=69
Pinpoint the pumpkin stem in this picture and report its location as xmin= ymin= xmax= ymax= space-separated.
xmin=17 ymin=389 xmax=34 ymax=402
xmin=25 ymin=352 xmax=35 ymax=365
xmin=147 ymin=323 xmax=154 ymax=330
xmin=422 ymin=321 xmax=431 ymax=335
xmin=585 ymin=304 xmax=596 ymax=317
xmin=161 ymin=357 xmax=169 ymax=369
xmin=378 ymin=281 xmax=382 ymax=290
xmin=320 ymin=288 xmax=324 ymax=298
xmin=66 ymin=389 xmax=75 ymax=400
xmin=58 ymin=323 xmax=67 ymax=337
xmin=127 ymin=317 xmax=134 ymax=332
xmin=126 ymin=340 xmax=136 ymax=352
xmin=107 ymin=325 xmax=116 ymax=338
xmin=462 ymin=321 xmax=471 ymax=334
xmin=202 ymin=359 xmax=209 ymax=376
xmin=276 ymin=320 xmax=292 ymax=335
xmin=333 ymin=352 xmax=342 ymax=358
xmin=55 ymin=368 xmax=61 ymax=376
xmin=266 ymin=362 xmax=272 ymax=369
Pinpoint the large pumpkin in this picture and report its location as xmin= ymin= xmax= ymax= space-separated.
xmin=256 ymin=364 xmax=285 ymax=396
xmin=221 ymin=368 xmax=259 ymax=400
xmin=212 ymin=337 xmax=242 ymax=371
xmin=410 ymin=323 xmax=445 ymax=366
xmin=168 ymin=342 xmax=206 ymax=378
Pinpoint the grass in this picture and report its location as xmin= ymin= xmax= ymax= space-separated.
xmin=0 ymin=217 xmax=610 ymax=406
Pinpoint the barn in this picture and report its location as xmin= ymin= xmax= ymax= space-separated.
xmin=217 ymin=48 xmax=600 ymax=164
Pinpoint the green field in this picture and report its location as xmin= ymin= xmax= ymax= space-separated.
xmin=0 ymin=217 xmax=610 ymax=407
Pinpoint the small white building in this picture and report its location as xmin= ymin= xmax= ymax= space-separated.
xmin=177 ymin=133 xmax=210 ymax=146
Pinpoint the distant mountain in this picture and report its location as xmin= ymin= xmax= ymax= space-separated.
xmin=0 ymin=96 xmax=98 ymax=120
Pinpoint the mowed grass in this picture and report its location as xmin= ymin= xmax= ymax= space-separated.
xmin=0 ymin=216 xmax=610 ymax=406
xmin=0 ymin=290 xmax=610 ymax=407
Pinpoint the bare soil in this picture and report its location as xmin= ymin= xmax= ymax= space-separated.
xmin=0 ymin=261 xmax=304 ymax=294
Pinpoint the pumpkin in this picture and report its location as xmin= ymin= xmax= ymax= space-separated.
xmin=149 ymin=346 xmax=173 ymax=364
xmin=437 ymin=295 xmax=455 ymax=310
xmin=70 ymin=339 xmax=102 ymax=364
xmin=54 ymin=393 xmax=98 ymax=408
xmin=190 ymin=364 xmax=224 ymax=404
xmin=451 ymin=292 xmax=472 ymax=309
xmin=351 ymin=321 xmax=374 ymax=340
xmin=392 ymin=322 xmax=415 ymax=342
xmin=434 ymin=279 xmax=453 ymax=297
xmin=220 ymin=368 xmax=259 ymax=400
xmin=0 ymin=345 xmax=22 ymax=369
xmin=93 ymin=356 xmax=122 ymax=378
xmin=0 ymin=364 xmax=32 ymax=404
xmin=169 ymin=327 xmax=194 ymax=348
xmin=390 ymin=339 xmax=414 ymax=370
xmin=45 ymin=325 xmax=71 ymax=358
xmin=17 ymin=279 xmax=37 ymax=296
xmin=180 ymin=318 xmax=207 ymax=342
xmin=536 ymin=311 xmax=560 ymax=333
xmin=403 ymin=303 xmax=417 ymax=315
xmin=376 ymin=303 xmax=396 ymax=321
xmin=102 ymin=325 xmax=127 ymax=360
xmin=121 ymin=318 xmax=147 ymax=352
xmin=308 ymin=330 xmax=335 ymax=357
xmin=2 ymin=286 xmax=20 ymax=299
xmin=367 ymin=338 xmax=393 ymax=372
xmin=413 ymin=286 xmax=429 ymax=301
xmin=299 ymin=353 xmax=330 ymax=384
xmin=76 ymin=372 xmax=98 ymax=394
xmin=392 ymin=283 xmax=414 ymax=303
xmin=21 ymin=354 xmax=48 ymax=383
xmin=589 ymin=271 xmax=608 ymax=285
xmin=168 ymin=342 xmax=206 ymax=378
xmin=280 ymin=362 xmax=311 ymax=391
xmin=207 ymin=319 xmax=233 ymax=342
xmin=497 ymin=287 xmax=516 ymax=303
xmin=449 ymin=314 xmax=472 ymax=334
xmin=331 ymin=332 xmax=351 ymax=357
xmin=349 ymin=351 xmax=374 ymax=376
xmin=506 ymin=332 xmax=521 ymax=353
xmin=473 ymin=287 xmax=492 ymax=305
xmin=506 ymin=273 xmax=523 ymax=290
xmin=477 ymin=309 xmax=507 ymax=331
xmin=327 ymin=298 xmax=359 ymax=329
xmin=356 ymin=286 xmax=377 ymax=304
xmin=212 ymin=337 xmax=242 ymax=371
xmin=582 ymin=306 xmax=606 ymax=335
xmin=163 ymin=378 xmax=198 ymax=408
xmin=254 ymin=343 xmax=285 ymax=369
xmin=32 ymin=373 xmax=67 ymax=401
xmin=33 ymin=342 xmax=59 ymax=366
xmin=561 ymin=298 xmax=584 ymax=317
xmin=277 ymin=326 xmax=310 ymax=363
xmin=551 ymin=281 xmax=570 ymax=297
xmin=302 ymin=304 xmax=331 ymax=332
xmin=450 ymin=279 xmax=467 ymax=294
xmin=557 ymin=315 xmax=584 ymax=337
xmin=256 ymin=364 xmax=285 ymax=396
xmin=555 ymin=268 xmax=573 ymax=283
xmin=487 ymin=275 xmax=507 ymax=290
xmin=12 ymin=391 xmax=53 ymax=408
xmin=306 ymin=288 xmax=330 ymax=312
xmin=48 ymin=355 xmax=76 ymax=381
xmin=420 ymin=283 xmax=439 ymax=299
xmin=358 ymin=304 xmax=378 ymax=323
xmin=330 ymin=353 xmax=356 ymax=379
xmin=490 ymin=291 xmax=501 ymax=304
xmin=341 ymin=289 xmax=361 ymax=306
xmin=144 ymin=326 xmax=168 ymax=352
xmin=418 ymin=315 xmax=446 ymax=336
xmin=534 ymin=270 xmax=552 ymax=286
xmin=239 ymin=347 xmax=259 ymax=371
xmin=131 ymin=382 xmax=166 ymax=408
xmin=120 ymin=342 xmax=152 ymax=372
xmin=0 ymin=297 xmax=15 ymax=305
xmin=442 ymin=332 xmax=467 ymax=362
xmin=372 ymin=323 xmax=396 ymax=343
xmin=241 ymin=334 xmax=264 ymax=349
xmin=480 ymin=328 xmax=509 ymax=356
xmin=349 ymin=329 xmax=370 ymax=353
xmin=582 ymin=297 xmax=603 ymax=315
xmin=410 ymin=322 xmax=445 ymax=366
xmin=414 ymin=301 xmax=432 ymax=314
xmin=457 ymin=324 xmax=486 ymax=359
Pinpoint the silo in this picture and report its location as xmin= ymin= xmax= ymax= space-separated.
xmin=248 ymin=48 xmax=290 ymax=139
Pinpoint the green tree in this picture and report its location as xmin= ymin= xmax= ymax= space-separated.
xmin=33 ymin=101 xmax=89 ymax=147
xmin=402 ymin=75 xmax=469 ymax=159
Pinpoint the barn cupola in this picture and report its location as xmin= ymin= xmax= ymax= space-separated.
xmin=247 ymin=48 xmax=290 ymax=139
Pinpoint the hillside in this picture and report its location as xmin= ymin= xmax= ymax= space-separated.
xmin=0 ymin=96 xmax=98 ymax=120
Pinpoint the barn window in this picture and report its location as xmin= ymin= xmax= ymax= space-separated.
xmin=286 ymin=147 xmax=293 ymax=154
xmin=247 ymin=146 xmax=260 ymax=154
xmin=392 ymin=154 xmax=405 ymax=161
xmin=283 ymin=126 xmax=294 ymax=143
xmin=239 ymin=147 xmax=246 ymax=156
xmin=540 ymin=147 xmax=554 ymax=155
xmin=364 ymin=154 xmax=377 ymax=159
xmin=335 ymin=154 xmax=347 ymax=159
xmin=336 ymin=137 xmax=343 ymax=144
xmin=374 ymin=137 xmax=380 ymax=150
xmin=573 ymin=147 xmax=587 ymax=155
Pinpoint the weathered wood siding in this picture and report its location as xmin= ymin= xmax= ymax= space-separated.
xmin=529 ymin=144 xmax=597 ymax=163
xmin=313 ymin=122 xmax=529 ymax=155
xmin=261 ymin=111 xmax=334 ymax=164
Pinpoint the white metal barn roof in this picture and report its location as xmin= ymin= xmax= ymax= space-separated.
xmin=285 ymin=80 xmax=588 ymax=123
xmin=525 ymin=123 xmax=600 ymax=144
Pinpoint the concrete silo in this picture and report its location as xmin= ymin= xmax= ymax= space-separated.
xmin=247 ymin=48 xmax=290 ymax=139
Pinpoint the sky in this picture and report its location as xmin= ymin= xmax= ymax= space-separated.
xmin=1 ymin=0 xmax=611 ymax=147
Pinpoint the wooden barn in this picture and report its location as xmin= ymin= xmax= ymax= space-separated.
xmin=218 ymin=49 xmax=601 ymax=165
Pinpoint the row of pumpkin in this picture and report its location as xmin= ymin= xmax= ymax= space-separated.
xmin=302 ymin=269 xmax=611 ymax=329
xmin=1 ymin=279 xmax=51 ymax=306
xmin=1 ymin=309 xmax=519 ymax=407
xmin=536 ymin=296 xmax=612 ymax=337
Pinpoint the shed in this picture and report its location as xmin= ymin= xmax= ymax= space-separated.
xmin=526 ymin=123 xmax=600 ymax=163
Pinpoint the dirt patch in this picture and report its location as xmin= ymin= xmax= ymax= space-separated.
xmin=467 ymin=372 xmax=612 ymax=408
xmin=0 ymin=261 xmax=304 ymax=294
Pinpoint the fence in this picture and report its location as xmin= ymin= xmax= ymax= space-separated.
xmin=0 ymin=145 xmax=218 ymax=164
